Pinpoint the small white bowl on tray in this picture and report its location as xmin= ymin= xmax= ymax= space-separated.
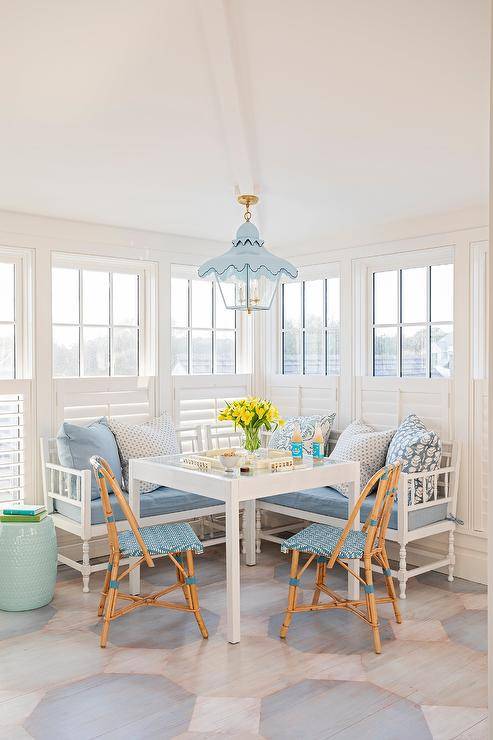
xmin=218 ymin=449 xmax=246 ymax=473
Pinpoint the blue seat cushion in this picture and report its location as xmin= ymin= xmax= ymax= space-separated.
xmin=260 ymin=486 xmax=448 ymax=531
xmin=281 ymin=523 xmax=367 ymax=559
xmin=118 ymin=522 xmax=204 ymax=558
xmin=54 ymin=486 xmax=223 ymax=524
xmin=56 ymin=418 xmax=122 ymax=500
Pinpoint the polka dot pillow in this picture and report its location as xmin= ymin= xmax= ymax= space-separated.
xmin=328 ymin=420 xmax=395 ymax=497
xmin=109 ymin=413 xmax=179 ymax=494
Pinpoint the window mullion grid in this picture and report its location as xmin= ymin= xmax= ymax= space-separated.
xmin=12 ymin=263 xmax=17 ymax=378
xmin=398 ymin=269 xmax=403 ymax=377
xmin=427 ymin=265 xmax=432 ymax=378
xmin=211 ymin=281 xmax=215 ymax=375
xmin=187 ymin=279 xmax=192 ymax=374
xmin=109 ymin=272 xmax=113 ymax=376
xmin=78 ymin=269 xmax=83 ymax=377
xmin=233 ymin=300 xmax=237 ymax=374
xmin=136 ymin=274 xmax=141 ymax=376
xmin=371 ymin=272 xmax=376 ymax=376
xmin=302 ymin=281 xmax=306 ymax=375
xmin=281 ymin=283 xmax=285 ymax=374
xmin=324 ymin=278 xmax=328 ymax=376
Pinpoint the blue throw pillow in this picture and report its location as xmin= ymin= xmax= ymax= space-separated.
xmin=56 ymin=418 xmax=122 ymax=500
xmin=386 ymin=413 xmax=442 ymax=503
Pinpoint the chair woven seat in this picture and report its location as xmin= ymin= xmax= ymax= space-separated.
xmin=118 ymin=522 xmax=204 ymax=558
xmin=281 ymin=523 xmax=367 ymax=559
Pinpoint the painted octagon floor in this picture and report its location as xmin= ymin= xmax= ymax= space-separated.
xmin=0 ymin=542 xmax=488 ymax=739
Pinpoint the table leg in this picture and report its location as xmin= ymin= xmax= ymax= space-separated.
xmin=226 ymin=493 xmax=241 ymax=643
xmin=243 ymin=500 xmax=256 ymax=566
xmin=128 ymin=465 xmax=141 ymax=596
xmin=348 ymin=475 xmax=360 ymax=601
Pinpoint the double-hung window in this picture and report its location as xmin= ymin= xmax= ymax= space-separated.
xmin=171 ymin=276 xmax=237 ymax=375
xmin=372 ymin=263 xmax=453 ymax=378
xmin=52 ymin=260 xmax=144 ymax=377
xmin=280 ymin=276 xmax=340 ymax=375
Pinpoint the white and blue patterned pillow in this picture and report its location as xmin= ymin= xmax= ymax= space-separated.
xmin=109 ymin=413 xmax=179 ymax=495
xmin=386 ymin=413 xmax=441 ymax=504
xmin=268 ymin=413 xmax=336 ymax=456
xmin=328 ymin=420 xmax=395 ymax=498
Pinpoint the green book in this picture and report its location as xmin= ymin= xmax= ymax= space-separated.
xmin=0 ymin=511 xmax=48 ymax=523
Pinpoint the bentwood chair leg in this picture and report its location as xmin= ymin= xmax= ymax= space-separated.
xmin=98 ymin=558 xmax=114 ymax=617
xmin=312 ymin=559 xmax=326 ymax=606
xmin=176 ymin=552 xmax=193 ymax=609
xmin=381 ymin=550 xmax=402 ymax=624
xmin=101 ymin=559 xmax=119 ymax=648
xmin=364 ymin=560 xmax=381 ymax=654
xmin=280 ymin=549 xmax=300 ymax=638
xmin=185 ymin=550 xmax=208 ymax=639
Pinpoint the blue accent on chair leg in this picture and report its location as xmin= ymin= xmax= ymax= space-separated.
xmin=289 ymin=578 xmax=300 ymax=586
xmin=364 ymin=584 xmax=375 ymax=594
xmin=316 ymin=556 xmax=327 ymax=563
xmin=185 ymin=576 xmax=196 ymax=585
xmin=107 ymin=563 xmax=113 ymax=572
xmin=106 ymin=515 xmax=115 ymax=523
xmin=383 ymin=568 xmax=392 ymax=576
xmin=109 ymin=580 xmax=119 ymax=589
xmin=370 ymin=519 xmax=378 ymax=526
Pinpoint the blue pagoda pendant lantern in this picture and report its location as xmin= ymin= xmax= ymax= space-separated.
xmin=198 ymin=195 xmax=298 ymax=313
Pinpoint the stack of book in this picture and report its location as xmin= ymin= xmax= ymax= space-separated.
xmin=0 ymin=504 xmax=47 ymax=523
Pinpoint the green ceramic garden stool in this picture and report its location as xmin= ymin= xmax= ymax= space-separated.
xmin=0 ymin=516 xmax=57 ymax=611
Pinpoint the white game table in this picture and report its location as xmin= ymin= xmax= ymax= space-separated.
xmin=128 ymin=454 xmax=360 ymax=644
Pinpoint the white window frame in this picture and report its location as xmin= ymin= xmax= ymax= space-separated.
xmin=0 ymin=248 xmax=32 ymax=379
xmin=277 ymin=263 xmax=341 ymax=377
xmin=0 ymin=246 xmax=33 ymax=503
xmin=51 ymin=253 xmax=156 ymax=378
xmin=171 ymin=264 xmax=245 ymax=376
xmin=355 ymin=247 xmax=454 ymax=378
xmin=471 ymin=241 xmax=488 ymax=380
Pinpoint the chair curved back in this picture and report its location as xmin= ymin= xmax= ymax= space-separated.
xmin=363 ymin=462 xmax=401 ymax=557
xmin=89 ymin=455 xmax=154 ymax=568
xmin=328 ymin=463 xmax=401 ymax=567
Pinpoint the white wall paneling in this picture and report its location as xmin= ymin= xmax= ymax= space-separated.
xmin=472 ymin=379 xmax=488 ymax=533
xmin=470 ymin=241 xmax=488 ymax=537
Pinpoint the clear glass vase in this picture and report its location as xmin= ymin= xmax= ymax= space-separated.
xmin=244 ymin=426 xmax=261 ymax=453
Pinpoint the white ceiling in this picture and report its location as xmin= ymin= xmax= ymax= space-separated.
xmin=0 ymin=0 xmax=489 ymax=249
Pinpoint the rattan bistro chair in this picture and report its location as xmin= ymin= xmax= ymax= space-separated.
xmin=279 ymin=463 xmax=402 ymax=654
xmin=90 ymin=456 xmax=208 ymax=648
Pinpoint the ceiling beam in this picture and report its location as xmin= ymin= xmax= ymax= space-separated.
xmin=197 ymin=0 xmax=258 ymax=199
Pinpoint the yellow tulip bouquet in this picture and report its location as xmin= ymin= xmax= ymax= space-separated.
xmin=218 ymin=397 xmax=284 ymax=453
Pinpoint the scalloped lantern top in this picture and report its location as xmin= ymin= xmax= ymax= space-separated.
xmin=198 ymin=220 xmax=298 ymax=281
